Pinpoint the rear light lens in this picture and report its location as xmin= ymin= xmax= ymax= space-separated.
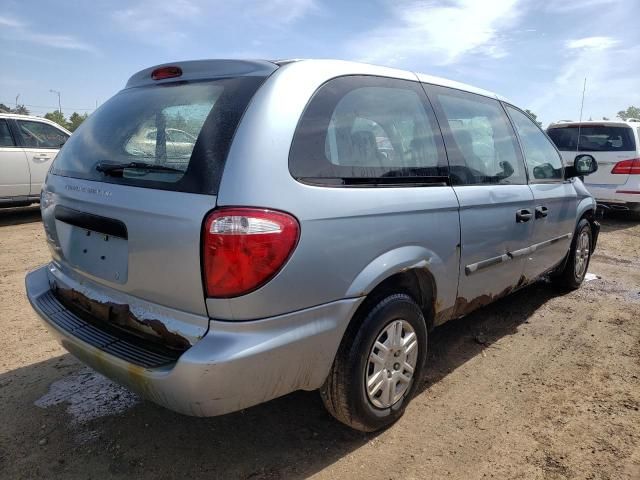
xmin=611 ymin=158 xmax=640 ymax=175
xmin=151 ymin=66 xmax=182 ymax=80
xmin=202 ymin=208 xmax=300 ymax=298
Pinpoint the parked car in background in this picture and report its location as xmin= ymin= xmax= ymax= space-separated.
xmin=126 ymin=127 xmax=197 ymax=158
xmin=0 ymin=113 xmax=71 ymax=208
xmin=26 ymin=59 xmax=599 ymax=432
xmin=547 ymin=120 xmax=640 ymax=213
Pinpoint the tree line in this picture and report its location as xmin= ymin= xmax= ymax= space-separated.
xmin=0 ymin=103 xmax=89 ymax=132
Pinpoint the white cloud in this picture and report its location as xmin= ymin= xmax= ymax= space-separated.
xmin=252 ymin=0 xmax=318 ymax=24
xmin=113 ymin=0 xmax=202 ymax=34
xmin=21 ymin=32 xmax=97 ymax=53
xmin=566 ymin=36 xmax=618 ymax=51
xmin=0 ymin=15 xmax=24 ymax=28
xmin=510 ymin=0 xmax=638 ymax=125
xmin=0 ymin=14 xmax=97 ymax=53
xmin=112 ymin=0 xmax=318 ymax=46
xmin=529 ymin=39 xmax=639 ymax=124
xmin=347 ymin=0 xmax=524 ymax=66
xmin=545 ymin=0 xmax=619 ymax=13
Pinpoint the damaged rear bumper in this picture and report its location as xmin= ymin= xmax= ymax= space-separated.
xmin=26 ymin=264 xmax=362 ymax=417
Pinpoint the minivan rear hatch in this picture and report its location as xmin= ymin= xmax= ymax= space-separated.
xmin=41 ymin=60 xmax=276 ymax=349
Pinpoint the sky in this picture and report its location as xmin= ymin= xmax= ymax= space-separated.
xmin=1 ymin=0 xmax=639 ymax=127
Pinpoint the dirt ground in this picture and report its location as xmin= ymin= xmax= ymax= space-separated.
xmin=0 ymin=205 xmax=638 ymax=480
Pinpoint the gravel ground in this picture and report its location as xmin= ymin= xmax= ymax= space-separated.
xmin=0 ymin=205 xmax=639 ymax=480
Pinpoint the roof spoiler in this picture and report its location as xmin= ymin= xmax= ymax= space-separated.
xmin=125 ymin=59 xmax=278 ymax=89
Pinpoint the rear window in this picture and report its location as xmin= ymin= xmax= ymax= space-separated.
xmin=51 ymin=76 xmax=266 ymax=194
xmin=547 ymin=125 xmax=636 ymax=152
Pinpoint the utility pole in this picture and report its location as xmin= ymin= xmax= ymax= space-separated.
xmin=575 ymin=78 xmax=587 ymax=153
xmin=15 ymin=94 xmax=19 ymax=109
xmin=49 ymin=89 xmax=62 ymax=114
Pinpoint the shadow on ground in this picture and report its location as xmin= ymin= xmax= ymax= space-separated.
xmin=596 ymin=210 xmax=640 ymax=233
xmin=422 ymin=280 xmax=562 ymax=390
xmin=0 ymin=205 xmax=41 ymax=227
xmin=0 ymin=279 xmax=563 ymax=479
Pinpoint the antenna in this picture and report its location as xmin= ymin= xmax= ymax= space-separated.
xmin=576 ymin=77 xmax=587 ymax=153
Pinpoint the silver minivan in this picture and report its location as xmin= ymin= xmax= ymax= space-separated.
xmin=26 ymin=59 xmax=600 ymax=431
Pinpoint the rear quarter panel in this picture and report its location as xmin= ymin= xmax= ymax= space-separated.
xmin=211 ymin=61 xmax=461 ymax=321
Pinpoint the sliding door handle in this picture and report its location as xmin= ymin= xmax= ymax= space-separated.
xmin=535 ymin=206 xmax=549 ymax=219
xmin=516 ymin=209 xmax=532 ymax=223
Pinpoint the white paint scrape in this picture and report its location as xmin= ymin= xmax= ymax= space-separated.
xmin=35 ymin=367 xmax=138 ymax=425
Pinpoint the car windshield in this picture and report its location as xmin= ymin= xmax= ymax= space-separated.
xmin=50 ymin=76 xmax=266 ymax=194
xmin=547 ymin=125 xmax=636 ymax=152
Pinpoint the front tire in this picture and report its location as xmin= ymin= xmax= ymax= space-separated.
xmin=320 ymin=293 xmax=427 ymax=432
xmin=552 ymin=218 xmax=592 ymax=290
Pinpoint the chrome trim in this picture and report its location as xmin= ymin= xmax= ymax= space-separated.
xmin=530 ymin=233 xmax=572 ymax=252
xmin=465 ymin=254 xmax=510 ymax=275
xmin=465 ymin=233 xmax=573 ymax=276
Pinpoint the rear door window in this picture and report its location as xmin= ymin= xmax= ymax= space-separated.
xmin=18 ymin=120 xmax=68 ymax=149
xmin=507 ymin=106 xmax=563 ymax=181
xmin=0 ymin=119 xmax=16 ymax=147
xmin=50 ymin=76 xmax=266 ymax=194
xmin=290 ymin=75 xmax=448 ymax=185
xmin=425 ymin=85 xmax=527 ymax=185
xmin=547 ymin=125 xmax=636 ymax=152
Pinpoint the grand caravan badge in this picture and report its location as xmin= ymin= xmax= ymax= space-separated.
xmin=65 ymin=184 xmax=113 ymax=197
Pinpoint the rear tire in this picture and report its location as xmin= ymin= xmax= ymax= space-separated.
xmin=320 ymin=293 xmax=427 ymax=432
xmin=552 ymin=218 xmax=592 ymax=290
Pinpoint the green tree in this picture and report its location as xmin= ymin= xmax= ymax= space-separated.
xmin=13 ymin=104 xmax=30 ymax=115
xmin=524 ymin=109 xmax=543 ymax=127
xmin=617 ymin=106 xmax=640 ymax=121
xmin=0 ymin=103 xmax=30 ymax=114
xmin=67 ymin=112 xmax=88 ymax=132
xmin=44 ymin=110 xmax=69 ymax=129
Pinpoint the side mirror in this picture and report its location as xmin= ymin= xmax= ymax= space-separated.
xmin=565 ymin=154 xmax=598 ymax=179
xmin=499 ymin=160 xmax=514 ymax=178
xmin=575 ymin=154 xmax=598 ymax=175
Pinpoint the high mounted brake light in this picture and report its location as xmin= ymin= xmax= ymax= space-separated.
xmin=202 ymin=208 xmax=300 ymax=298
xmin=151 ymin=66 xmax=182 ymax=80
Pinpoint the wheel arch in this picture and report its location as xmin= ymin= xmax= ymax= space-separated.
xmin=576 ymin=198 xmax=599 ymax=251
xmin=345 ymin=246 xmax=441 ymax=332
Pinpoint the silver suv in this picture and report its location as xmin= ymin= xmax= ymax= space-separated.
xmin=26 ymin=59 xmax=600 ymax=432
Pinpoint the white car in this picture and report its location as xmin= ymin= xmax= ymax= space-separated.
xmin=547 ymin=119 xmax=640 ymax=213
xmin=0 ymin=113 xmax=71 ymax=208
xmin=126 ymin=127 xmax=197 ymax=158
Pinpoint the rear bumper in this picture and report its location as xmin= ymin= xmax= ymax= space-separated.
xmin=586 ymin=182 xmax=640 ymax=210
xmin=26 ymin=264 xmax=362 ymax=416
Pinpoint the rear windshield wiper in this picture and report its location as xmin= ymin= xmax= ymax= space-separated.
xmin=95 ymin=161 xmax=184 ymax=176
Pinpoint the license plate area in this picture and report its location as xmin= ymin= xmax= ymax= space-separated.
xmin=55 ymin=221 xmax=128 ymax=284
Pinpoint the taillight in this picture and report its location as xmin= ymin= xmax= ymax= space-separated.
xmin=151 ymin=66 xmax=182 ymax=80
xmin=611 ymin=158 xmax=640 ymax=175
xmin=202 ymin=208 xmax=300 ymax=298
